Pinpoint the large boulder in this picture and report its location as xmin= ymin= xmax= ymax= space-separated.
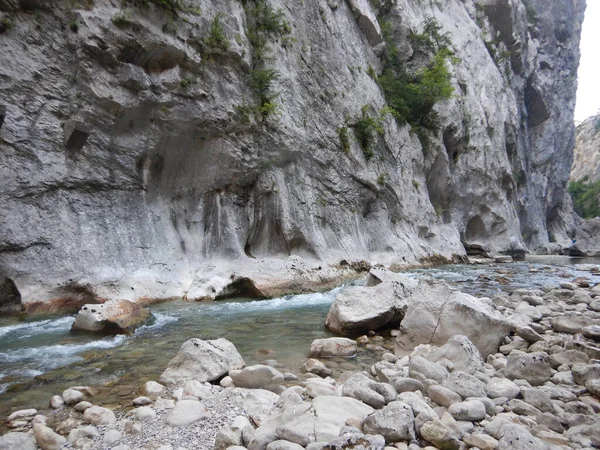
xmin=395 ymin=280 xmax=510 ymax=358
xmin=160 ymin=338 xmax=245 ymax=384
xmin=71 ymin=299 xmax=152 ymax=334
xmin=309 ymin=338 xmax=357 ymax=358
xmin=325 ymin=270 xmax=416 ymax=336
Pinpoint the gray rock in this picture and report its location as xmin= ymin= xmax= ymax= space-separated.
xmin=160 ymin=338 xmax=245 ymax=384
xmin=325 ymin=273 xmax=416 ymax=336
xmin=522 ymin=389 xmax=553 ymax=413
xmin=134 ymin=406 xmax=156 ymax=422
xmin=396 ymin=281 xmax=510 ymax=358
xmin=342 ymin=373 xmax=396 ymax=409
xmin=419 ymin=420 xmax=461 ymax=450
xmin=301 ymin=359 xmax=332 ymax=378
xmin=83 ymin=406 xmax=116 ymax=427
xmin=230 ymin=365 xmax=285 ymax=390
xmin=33 ymin=423 xmax=67 ymax=450
xmin=62 ymin=388 xmax=84 ymax=406
xmin=409 ymin=356 xmax=448 ymax=384
xmin=572 ymin=363 xmax=600 ymax=385
xmin=515 ymin=326 xmax=543 ymax=344
xmin=266 ymin=440 xmax=305 ymax=450
xmin=486 ymin=378 xmax=521 ymax=400
xmin=71 ymin=299 xmax=152 ymax=334
xmin=49 ymin=396 xmax=64 ymax=409
xmin=183 ymin=380 xmax=212 ymax=399
xmin=447 ymin=400 xmax=486 ymax=422
xmin=428 ymin=385 xmax=462 ymax=407
xmin=586 ymin=378 xmax=600 ymax=397
xmin=361 ymin=401 xmax=416 ymax=443
xmin=166 ymin=400 xmax=209 ymax=426
xmin=424 ymin=335 xmax=485 ymax=375
xmin=565 ymin=422 xmax=600 ymax=447
xmin=325 ymin=431 xmax=385 ymax=450
xmin=132 ymin=396 xmax=152 ymax=406
xmin=309 ymin=338 xmax=357 ymax=358
xmin=103 ymin=429 xmax=122 ymax=444
xmin=390 ymin=378 xmax=424 ymax=394
xmin=551 ymin=315 xmax=597 ymax=334
xmin=497 ymin=423 xmax=548 ymax=450
xmin=74 ymin=401 xmax=93 ymax=412
xmin=463 ymin=433 xmax=499 ymax=450
xmin=505 ymin=352 xmax=552 ymax=386
xmin=68 ymin=425 xmax=99 ymax=443
xmin=0 ymin=432 xmax=37 ymax=450
xmin=442 ymin=371 xmax=486 ymax=399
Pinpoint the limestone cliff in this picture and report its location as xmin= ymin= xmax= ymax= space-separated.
xmin=0 ymin=0 xmax=586 ymax=308
xmin=571 ymin=113 xmax=600 ymax=183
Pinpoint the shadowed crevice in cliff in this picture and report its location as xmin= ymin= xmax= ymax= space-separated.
xmin=0 ymin=278 xmax=23 ymax=314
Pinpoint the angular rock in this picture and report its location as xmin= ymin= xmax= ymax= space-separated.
xmin=342 ymin=373 xmax=396 ymax=409
xmin=551 ymin=314 xmax=597 ymax=334
xmin=497 ymin=423 xmax=550 ymax=450
xmin=325 ymin=274 xmax=416 ymax=336
xmin=166 ymin=399 xmax=209 ymax=426
xmin=346 ymin=0 xmax=383 ymax=46
xmin=409 ymin=355 xmax=448 ymax=384
xmin=183 ymin=380 xmax=212 ymax=399
xmin=71 ymin=299 xmax=152 ymax=334
xmin=424 ymin=335 xmax=485 ymax=375
xmin=390 ymin=378 xmax=424 ymax=394
xmin=395 ymin=281 xmax=510 ymax=358
xmin=420 ymin=420 xmax=461 ymax=450
xmin=160 ymin=338 xmax=245 ymax=384
xmin=302 ymin=359 xmax=332 ymax=377
xmin=309 ymin=338 xmax=357 ymax=358
xmin=442 ymin=371 xmax=486 ymax=399
xmin=463 ymin=433 xmax=499 ymax=450
xmin=361 ymin=401 xmax=416 ymax=443
xmin=505 ymin=352 xmax=552 ymax=386
xmin=428 ymin=385 xmax=462 ymax=407
xmin=572 ymin=363 xmax=600 ymax=386
xmin=267 ymin=440 xmax=305 ymax=450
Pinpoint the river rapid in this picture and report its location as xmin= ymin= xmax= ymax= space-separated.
xmin=1 ymin=256 xmax=599 ymax=419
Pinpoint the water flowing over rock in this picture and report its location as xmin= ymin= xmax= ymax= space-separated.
xmin=71 ymin=299 xmax=152 ymax=334
xmin=160 ymin=338 xmax=245 ymax=384
xmin=0 ymin=0 xmax=586 ymax=307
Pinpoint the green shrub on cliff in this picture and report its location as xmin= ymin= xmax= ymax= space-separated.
xmin=569 ymin=180 xmax=600 ymax=218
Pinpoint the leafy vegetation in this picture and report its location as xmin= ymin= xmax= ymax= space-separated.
xmin=69 ymin=20 xmax=79 ymax=32
xmin=125 ymin=0 xmax=200 ymax=17
xmin=569 ymin=180 xmax=600 ymax=219
xmin=353 ymin=106 xmax=384 ymax=160
xmin=112 ymin=12 xmax=133 ymax=27
xmin=366 ymin=65 xmax=377 ymax=80
xmin=0 ymin=16 xmax=14 ymax=33
xmin=239 ymin=1 xmax=292 ymax=122
xmin=377 ymin=18 xmax=456 ymax=150
xmin=338 ymin=127 xmax=350 ymax=155
xmin=377 ymin=172 xmax=387 ymax=186
xmin=204 ymin=13 xmax=229 ymax=51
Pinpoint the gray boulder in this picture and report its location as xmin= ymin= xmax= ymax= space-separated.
xmin=361 ymin=401 xmax=416 ymax=443
xmin=0 ymin=432 xmax=37 ymax=450
xmin=325 ymin=431 xmax=385 ymax=450
xmin=447 ymin=400 xmax=487 ymax=421
xmin=442 ymin=371 xmax=486 ymax=399
xmin=505 ymin=352 xmax=552 ymax=386
xmin=341 ymin=373 xmax=397 ymax=409
xmin=309 ymin=338 xmax=357 ymax=358
xmin=395 ymin=280 xmax=510 ymax=358
xmin=325 ymin=272 xmax=416 ymax=336
xmin=420 ymin=420 xmax=461 ymax=450
xmin=423 ymin=335 xmax=485 ymax=375
xmin=71 ymin=299 xmax=152 ymax=334
xmin=551 ymin=315 xmax=597 ymax=334
xmin=160 ymin=338 xmax=245 ymax=384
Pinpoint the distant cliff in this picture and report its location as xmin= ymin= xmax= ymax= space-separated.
xmin=0 ymin=0 xmax=586 ymax=309
xmin=571 ymin=113 xmax=600 ymax=184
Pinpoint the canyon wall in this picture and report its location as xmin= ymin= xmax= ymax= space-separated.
xmin=0 ymin=0 xmax=586 ymax=307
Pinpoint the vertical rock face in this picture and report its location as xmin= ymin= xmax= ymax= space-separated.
xmin=0 ymin=0 xmax=585 ymax=305
xmin=571 ymin=114 xmax=600 ymax=183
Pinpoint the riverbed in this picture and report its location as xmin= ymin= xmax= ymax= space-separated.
xmin=1 ymin=256 xmax=599 ymax=419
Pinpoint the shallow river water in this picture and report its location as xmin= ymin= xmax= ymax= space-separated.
xmin=1 ymin=256 xmax=599 ymax=419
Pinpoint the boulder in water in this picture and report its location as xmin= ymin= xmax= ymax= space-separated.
xmin=160 ymin=338 xmax=245 ymax=384
xmin=71 ymin=299 xmax=152 ymax=334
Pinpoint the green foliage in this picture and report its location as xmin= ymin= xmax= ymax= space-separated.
xmin=247 ymin=1 xmax=291 ymax=36
xmin=376 ymin=18 xmax=455 ymax=151
xmin=338 ymin=127 xmax=350 ymax=156
xmin=112 ymin=12 xmax=133 ymax=27
xmin=409 ymin=17 xmax=451 ymax=53
xmin=205 ymin=13 xmax=229 ymax=51
xmin=412 ymin=179 xmax=420 ymax=190
xmin=523 ymin=0 xmax=537 ymax=28
xmin=250 ymin=68 xmax=279 ymax=101
xmin=180 ymin=76 xmax=193 ymax=87
xmin=1 ymin=16 xmax=14 ymax=33
xmin=366 ymin=65 xmax=377 ymax=80
xmin=377 ymin=172 xmax=387 ymax=186
xmin=353 ymin=106 xmax=384 ymax=160
xmin=569 ymin=180 xmax=600 ymax=219
xmin=69 ymin=20 xmax=79 ymax=32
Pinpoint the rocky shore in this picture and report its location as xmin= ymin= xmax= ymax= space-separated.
xmin=1 ymin=268 xmax=599 ymax=450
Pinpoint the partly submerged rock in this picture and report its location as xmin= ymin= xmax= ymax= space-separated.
xmin=160 ymin=338 xmax=245 ymax=384
xmin=309 ymin=338 xmax=357 ymax=358
xmin=71 ymin=299 xmax=152 ymax=334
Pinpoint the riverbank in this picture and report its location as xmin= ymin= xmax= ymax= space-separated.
xmin=1 ymin=263 xmax=599 ymax=449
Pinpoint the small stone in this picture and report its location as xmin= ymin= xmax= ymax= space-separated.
xmin=420 ymin=419 xmax=461 ymax=450
xmin=301 ymin=358 xmax=332 ymax=377
xmin=62 ymin=388 xmax=85 ymax=406
xmin=428 ymin=385 xmax=462 ymax=407
xmin=391 ymin=378 xmax=424 ymax=394
xmin=447 ymin=400 xmax=486 ymax=421
xmin=166 ymin=399 xmax=209 ymax=426
xmin=132 ymin=396 xmax=152 ymax=406
xmin=74 ymin=401 xmax=93 ymax=412
xmin=144 ymin=381 xmax=165 ymax=396
xmin=49 ymin=396 xmax=64 ymax=409
xmin=134 ymin=406 xmax=156 ymax=422
xmin=83 ymin=406 xmax=116 ymax=427
xmin=103 ymin=429 xmax=122 ymax=444
xmin=463 ymin=433 xmax=499 ymax=450
xmin=7 ymin=409 xmax=37 ymax=421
